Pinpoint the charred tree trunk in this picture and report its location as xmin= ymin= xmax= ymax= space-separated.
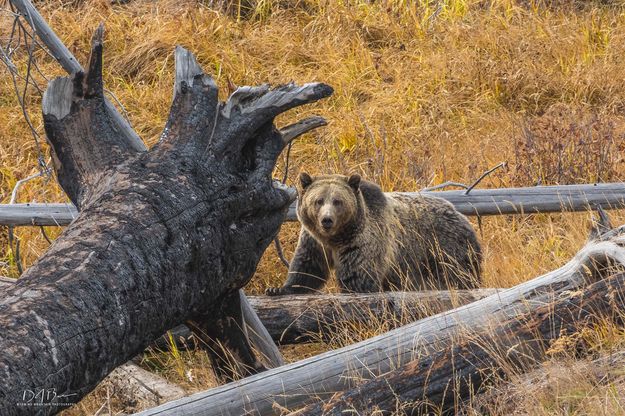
xmin=0 ymin=27 xmax=331 ymax=415
xmin=9 ymin=0 xmax=286 ymax=371
xmin=296 ymin=271 xmax=625 ymax=415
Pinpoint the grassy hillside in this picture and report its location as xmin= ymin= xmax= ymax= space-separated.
xmin=2 ymin=0 xmax=625 ymax=414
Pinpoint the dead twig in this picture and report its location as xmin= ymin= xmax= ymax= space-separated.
xmin=465 ymin=161 xmax=507 ymax=195
xmin=39 ymin=226 xmax=52 ymax=244
xmin=421 ymin=181 xmax=469 ymax=192
xmin=273 ymin=237 xmax=290 ymax=268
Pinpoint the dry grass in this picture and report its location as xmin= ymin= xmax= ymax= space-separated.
xmin=3 ymin=0 xmax=625 ymax=414
xmin=465 ymin=319 xmax=625 ymax=415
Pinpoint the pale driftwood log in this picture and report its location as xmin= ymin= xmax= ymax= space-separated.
xmin=136 ymin=230 xmax=625 ymax=416
xmin=423 ymin=182 xmax=625 ymax=216
xmin=10 ymin=0 xmax=285 ymax=378
xmin=239 ymin=291 xmax=285 ymax=366
xmin=0 ymin=203 xmax=77 ymax=226
xmin=296 ymin=271 xmax=625 ymax=415
xmin=0 ymin=27 xmax=331 ymax=414
xmin=0 ymin=277 xmax=14 ymax=287
xmin=5 ymin=182 xmax=625 ymax=226
xmin=102 ymin=363 xmax=186 ymax=408
xmin=156 ymin=289 xmax=500 ymax=348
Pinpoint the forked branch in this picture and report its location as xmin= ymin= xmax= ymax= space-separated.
xmin=213 ymin=82 xmax=332 ymax=163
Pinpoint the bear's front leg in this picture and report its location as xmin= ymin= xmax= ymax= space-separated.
xmin=266 ymin=229 xmax=332 ymax=295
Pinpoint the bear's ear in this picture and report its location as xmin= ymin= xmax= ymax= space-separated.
xmin=300 ymin=172 xmax=314 ymax=190
xmin=347 ymin=174 xmax=361 ymax=192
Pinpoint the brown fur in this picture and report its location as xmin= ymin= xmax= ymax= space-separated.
xmin=266 ymin=173 xmax=482 ymax=295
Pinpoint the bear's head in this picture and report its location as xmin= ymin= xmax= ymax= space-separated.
xmin=296 ymin=172 xmax=362 ymax=242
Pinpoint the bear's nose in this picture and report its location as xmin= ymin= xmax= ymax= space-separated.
xmin=321 ymin=217 xmax=334 ymax=230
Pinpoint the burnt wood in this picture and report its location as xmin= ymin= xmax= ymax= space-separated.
xmin=0 ymin=27 xmax=331 ymax=415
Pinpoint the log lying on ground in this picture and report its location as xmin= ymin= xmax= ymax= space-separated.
xmin=5 ymin=182 xmax=625 ymax=226
xmin=0 ymin=26 xmax=331 ymax=415
xmin=156 ymin=289 xmax=500 ymax=348
xmin=103 ymin=363 xmax=186 ymax=409
xmin=295 ymin=271 xmax=625 ymax=415
xmin=3 ymin=279 xmax=187 ymax=409
xmin=0 ymin=203 xmax=77 ymax=226
xmin=136 ymin=228 xmax=625 ymax=416
xmin=0 ymin=277 xmax=14 ymax=287
xmin=12 ymin=0 xmax=284 ymax=375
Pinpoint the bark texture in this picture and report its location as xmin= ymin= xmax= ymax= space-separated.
xmin=0 ymin=28 xmax=331 ymax=415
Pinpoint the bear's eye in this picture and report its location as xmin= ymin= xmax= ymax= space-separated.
xmin=315 ymin=198 xmax=324 ymax=206
xmin=332 ymin=199 xmax=343 ymax=207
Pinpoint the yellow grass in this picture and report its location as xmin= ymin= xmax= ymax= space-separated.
xmin=3 ymin=0 xmax=625 ymax=414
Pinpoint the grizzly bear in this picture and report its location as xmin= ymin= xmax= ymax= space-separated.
xmin=266 ymin=173 xmax=482 ymax=295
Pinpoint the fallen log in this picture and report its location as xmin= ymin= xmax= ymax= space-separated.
xmin=11 ymin=0 xmax=285 ymax=377
xmin=102 ymin=363 xmax=185 ymax=409
xmin=0 ymin=276 xmax=15 ymax=287
xmin=156 ymin=289 xmax=500 ymax=348
xmin=4 ymin=182 xmax=625 ymax=226
xmin=4 ymin=273 xmax=498 ymax=348
xmin=0 ymin=26 xmax=332 ymax=415
xmin=136 ymin=228 xmax=625 ymax=415
xmin=4 ymin=283 xmax=189 ymax=408
xmin=295 ymin=271 xmax=625 ymax=415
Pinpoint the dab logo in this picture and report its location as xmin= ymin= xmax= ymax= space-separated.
xmin=17 ymin=388 xmax=77 ymax=407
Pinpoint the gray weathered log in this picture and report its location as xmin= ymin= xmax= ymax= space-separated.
xmin=296 ymin=271 xmax=625 ymax=415
xmin=4 ymin=182 xmax=625 ymax=226
xmin=239 ymin=291 xmax=285 ymax=366
xmin=420 ymin=182 xmax=625 ymax=216
xmin=103 ymin=363 xmax=186 ymax=409
xmin=155 ymin=289 xmax=500 ymax=348
xmin=135 ymin=230 xmax=625 ymax=416
xmin=0 ymin=203 xmax=77 ymax=226
xmin=0 ymin=27 xmax=331 ymax=415
xmin=0 ymin=276 xmax=14 ymax=287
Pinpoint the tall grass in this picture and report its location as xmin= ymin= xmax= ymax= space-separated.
xmin=3 ymin=0 xmax=625 ymax=413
